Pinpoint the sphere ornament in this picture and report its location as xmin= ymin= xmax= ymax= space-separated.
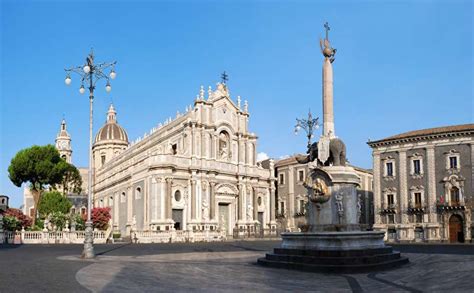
xmin=65 ymin=76 xmax=72 ymax=85
xmin=79 ymin=85 xmax=86 ymax=94
xmin=83 ymin=65 xmax=91 ymax=73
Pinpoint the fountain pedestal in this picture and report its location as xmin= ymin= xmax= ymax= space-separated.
xmin=258 ymin=165 xmax=408 ymax=273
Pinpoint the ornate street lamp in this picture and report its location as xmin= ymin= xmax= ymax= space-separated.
xmin=294 ymin=110 xmax=320 ymax=150
xmin=64 ymin=49 xmax=117 ymax=259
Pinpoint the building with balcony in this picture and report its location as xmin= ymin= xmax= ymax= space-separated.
xmin=368 ymin=124 xmax=474 ymax=243
xmin=274 ymin=155 xmax=373 ymax=231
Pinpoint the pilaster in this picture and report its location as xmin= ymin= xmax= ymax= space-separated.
xmin=399 ymin=151 xmax=408 ymax=224
xmin=427 ymin=146 xmax=437 ymax=223
xmin=373 ymin=152 xmax=382 ymax=224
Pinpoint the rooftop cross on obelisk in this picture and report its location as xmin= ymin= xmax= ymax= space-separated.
xmin=320 ymin=22 xmax=337 ymax=138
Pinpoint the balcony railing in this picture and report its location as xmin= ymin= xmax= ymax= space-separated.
xmin=436 ymin=200 xmax=465 ymax=212
xmin=380 ymin=203 xmax=397 ymax=214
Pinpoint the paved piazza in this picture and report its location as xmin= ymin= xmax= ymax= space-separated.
xmin=1 ymin=241 xmax=474 ymax=292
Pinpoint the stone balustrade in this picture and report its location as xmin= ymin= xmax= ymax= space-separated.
xmin=0 ymin=230 xmax=107 ymax=244
xmin=132 ymin=230 xmax=226 ymax=244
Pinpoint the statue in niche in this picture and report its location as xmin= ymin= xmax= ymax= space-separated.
xmin=335 ymin=192 xmax=344 ymax=213
xmin=247 ymin=204 xmax=253 ymax=221
xmin=357 ymin=194 xmax=362 ymax=222
xmin=202 ymin=200 xmax=209 ymax=221
xmin=219 ymin=132 xmax=229 ymax=160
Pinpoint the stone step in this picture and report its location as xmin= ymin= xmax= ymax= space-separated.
xmin=274 ymin=246 xmax=394 ymax=257
xmin=265 ymin=252 xmax=401 ymax=266
xmin=257 ymin=256 xmax=409 ymax=274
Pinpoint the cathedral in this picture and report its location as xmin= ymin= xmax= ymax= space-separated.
xmin=25 ymin=82 xmax=277 ymax=238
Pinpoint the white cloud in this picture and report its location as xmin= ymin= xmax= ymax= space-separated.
xmin=257 ymin=152 xmax=269 ymax=162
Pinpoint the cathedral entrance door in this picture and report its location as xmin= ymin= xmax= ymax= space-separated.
xmin=218 ymin=203 xmax=230 ymax=235
xmin=448 ymin=214 xmax=464 ymax=243
xmin=172 ymin=209 xmax=183 ymax=230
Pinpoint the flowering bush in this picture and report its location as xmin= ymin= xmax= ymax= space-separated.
xmin=82 ymin=207 xmax=111 ymax=230
xmin=2 ymin=208 xmax=32 ymax=230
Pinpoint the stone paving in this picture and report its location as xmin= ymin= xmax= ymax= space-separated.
xmin=63 ymin=250 xmax=474 ymax=292
xmin=2 ymin=242 xmax=474 ymax=292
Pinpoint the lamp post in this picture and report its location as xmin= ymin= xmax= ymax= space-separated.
xmin=294 ymin=110 xmax=320 ymax=150
xmin=64 ymin=49 xmax=116 ymax=259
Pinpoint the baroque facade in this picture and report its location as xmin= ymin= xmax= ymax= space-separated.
xmin=274 ymin=155 xmax=373 ymax=231
xmin=368 ymin=124 xmax=474 ymax=243
xmin=92 ymin=82 xmax=276 ymax=236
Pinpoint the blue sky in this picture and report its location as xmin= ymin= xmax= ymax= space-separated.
xmin=1 ymin=0 xmax=472 ymax=208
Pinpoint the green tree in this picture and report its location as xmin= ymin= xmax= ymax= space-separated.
xmin=8 ymin=145 xmax=65 ymax=225
xmin=53 ymin=161 xmax=82 ymax=196
xmin=37 ymin=191 xmax=72 ymax=218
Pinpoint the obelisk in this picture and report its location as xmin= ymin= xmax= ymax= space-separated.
xmin=320 ymin=22 xmax=336 ymax=138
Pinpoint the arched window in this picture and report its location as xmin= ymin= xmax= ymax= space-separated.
xmin=81 ymin=207 xmax=86 ymax=216
xmin=450 ymin=187 xmax=460 ymax=206
xmin=109 ymin=196 xmax=114 ymax=206
xmin=71 ymin=207 xmax=76 ymax=214
xmin=135 ymin=187 xmax=142 ymax=199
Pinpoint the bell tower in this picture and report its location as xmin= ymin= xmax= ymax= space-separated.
xmin=55 ymin=118 xmax=72 ymax=163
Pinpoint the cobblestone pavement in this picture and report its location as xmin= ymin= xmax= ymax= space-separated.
xmin=1 ymin=241 xmax=474 ymax=292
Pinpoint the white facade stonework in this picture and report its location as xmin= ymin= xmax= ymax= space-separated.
xmin=92 ymin=83 xmax=276 ymax=236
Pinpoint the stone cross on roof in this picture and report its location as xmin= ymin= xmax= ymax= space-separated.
xmin=221 ymin=71 xmax=228 ymax=84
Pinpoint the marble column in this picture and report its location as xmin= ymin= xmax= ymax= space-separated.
xmin=151 ymin=177 xmax=158 ymax=221
xmin=210 ymin=182 xmax=216 ymax=220
xmin=238 ymin=184 xmax=243 ymax=221
xmin=269 ymin=187 xmax=276 ymax=222
xmin=165 ymin=178 xmax=172 ymax=219
xmin=253 ymin=187 xmax=258 ymax=221
xmin=191 ymin=180 xmax=196 ymax=220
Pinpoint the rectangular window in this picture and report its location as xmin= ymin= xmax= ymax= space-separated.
xmin=386 ymin=162 xmax=393 ymax=176
xmin=414 ymin=192 xmax=422 ymax=208
xmin=449 ymin=156 xmax=458 ymax=169
xmin=172 ymin=144 xmax=178 ymax=155
xmin=388 ymin=214 xmax=395 ymax=224
xmin=101 ymin=155 xmax=106 ymax=166
xmin=387 ymin=194 xmax=394 ymax=205
xmin=279 ymin=173 xmax=285 ymax=185
xmin=300 ymin=200 xmax=305 ymax=213
xmin=413 ymin=160 xmax=421 ymax=174
xmin=280 ymin=202 xmax=285 ymax=214
xmin=298 ymin=170 xmax=304 ymax=182
xmin=416 ymin=214 xmax=423 ymax=223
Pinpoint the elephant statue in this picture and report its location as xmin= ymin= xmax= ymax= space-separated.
xmin=296 ymin=142 xmax=319 ymax=164
xmin=296 ymin=138 xmax=346 ymax=167
xmin=328 ymin=138 xmax=346 ymax=166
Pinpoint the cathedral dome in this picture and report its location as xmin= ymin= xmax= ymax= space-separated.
xmin=94 ymin=104 xmax=129 ymax=145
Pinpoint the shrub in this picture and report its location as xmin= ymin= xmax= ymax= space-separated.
xmin=3 ymin=208 xmax=32 ymax=229
xmin=89 ymin=207 xmax=111 ymax=230
xmin=50 ymin=211 xmax=68 ymax=231
xmin=112 ymin=232 xmax=121 ymax=239
xmin=38 ymin=191 xmax=72 ymax=218
xmin=2 ymin=215 xmax=21 ymax=231
xmin=71 ymin=213 xmax=85 ymax=230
